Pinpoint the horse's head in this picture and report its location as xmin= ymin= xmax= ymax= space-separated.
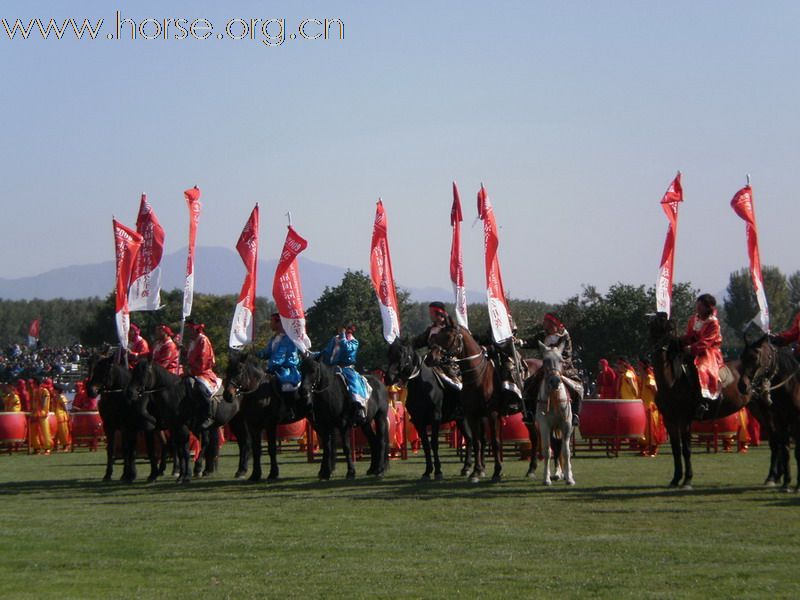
xmin=298 ymin=352 xmax=322 ymax=405
xmin=649 ymin=312 xmax=676 ymax=347
xmin=385 ymin=338 xmax=416 ymax=386
xmin=126 ymin=359 xmax=156 ymax=405
xmin=738 ymin=334 xmax=775 ymax=396
xmin=223 ymin=352 xmax=267 ymax=402
xmin=539 ymin=340 xmax=566 ymax=393
xmin=430 ymin=325 xmax=464 ymax=361
xmin=85 ymin=350 xmax=123 ymax=398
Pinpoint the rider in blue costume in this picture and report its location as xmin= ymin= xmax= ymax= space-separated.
xmin=320 ymin=324 xmax=368 ymax=426
xmin=257 ymin=313 xmax=302 ymax=392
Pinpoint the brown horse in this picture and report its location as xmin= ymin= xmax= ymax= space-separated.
xmin=649 ymin=312 xmax=751 ymax=488
xmin=738 ymin=335 xmax=800 ymax=491
xmin=431 ymin=323 xmax=538 ymax=483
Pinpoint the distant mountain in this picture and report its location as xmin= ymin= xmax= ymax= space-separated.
xmin=0 ymin=246 xmax=483 ymax=304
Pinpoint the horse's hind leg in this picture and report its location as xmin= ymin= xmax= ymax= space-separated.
xmin=458 ymin=420 xmax=473 ymax=477
xmin=203 ymin=428 xmax=219 ymax=477
xmin=266 ymin=425 xmax=280 ymax=482
xmin=416 ymin=422 xmax=433 ymax=480
xmin=562 ymin=425 xmax=575 ymax=485
xmin=680 ymin=426 xmax=693 ymax=489
xmin=489 ymin=413 xmax=503 ymax=483
xmin=145 ymin=430 xmax=159 ymax=483
xmin=665 ymin=422 xmax=683 ymax=487
xmin=341 ymin=427 xmax=356 ymax=479
xmin=539 ymin=421 xmax=552 ymax=485
xmin=103 ymin=428 xmax=115 ymax=481
xmin=431 ymin=422 xmax=443 ymax=480
xmin=525 ymin=422 xmax=538 ymax=479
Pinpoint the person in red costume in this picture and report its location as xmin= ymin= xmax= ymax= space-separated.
xmin=71 ymin=381 xmax=97 ymax=411
xmin=183 ymin=319 xmax=221 ymax=429
xmin=15 ymin=379 xmax=30 ymax=412
xmin=152 ymin=324 xmax=182 ymax=375
xmin=596 ymin=358 xmax=617 ymax=399
xmin=771 ymin=312 xmax=800 ymax=358
xmin=681 ymin=293 xmax=724 ymax=419
xmin=128 ymin=323 xmax=150 ymax=366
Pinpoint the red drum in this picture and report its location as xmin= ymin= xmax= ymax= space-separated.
xmin=691 ymin=413 xmax=739 ymax=434
xmin=501 ymin=413 xmax=530 ymax=442
xmin=579 ymin=399 xmax=646 ymax=439
xmin=0 ymin=412 xmax=28 ymax=443
xmin=71 ymin=411 xmax=103 ymax=437
xmin=276 ymin=419 xmax=307 ymax=441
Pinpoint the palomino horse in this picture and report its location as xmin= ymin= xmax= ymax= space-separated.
xmin=223 ymin=352 xmax=310 ymax=482
xmin=649 ymin=312 xmax=751 ymax=488
xmin=738 ymin=335 xmax=800 ymax=491
xmin=385 ymin=338 xmax=473 ymax=480
xmin=431 ymin=324 xmax=538 ymax=483
xmin=535 ymin=341 xmax=575 ymax=486
xmin=299 ymin=354 xmax=389 ymax=480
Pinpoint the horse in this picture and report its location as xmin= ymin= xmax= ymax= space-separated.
xmin=223 ymin=352 xmax=310 ymax=482
xmin=299 ymin=354 xmax=389 ymax=480
xmin=127 ymin=359 xmax=240 ymax=483
xmin=649 ymin=312 xmax=751 ymax=488
xmin=738 ymin=335 xmax=800 ymax=491
xmin=535 ymin=341 xmax=575 ymax=485
xmin=430 ymin=324 xmax=538 ymax=483
xmin=385 ymin=338 xmax=474 ymax=480
xmin=85 ymin=352 xmax=140 ymax=482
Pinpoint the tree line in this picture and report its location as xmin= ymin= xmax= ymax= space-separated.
xmin=2 ymin=265 xmax=798 ymax=377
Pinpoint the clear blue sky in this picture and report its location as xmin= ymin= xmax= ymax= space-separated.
xmin=3 ymin=1 xmax=799 ymax=302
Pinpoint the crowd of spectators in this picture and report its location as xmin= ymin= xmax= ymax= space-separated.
xmin=0 ymin=343 xmax=88 ymax=384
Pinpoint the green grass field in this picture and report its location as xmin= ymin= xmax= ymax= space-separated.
xmin=1 ymin=442 xmax=798 ymax=599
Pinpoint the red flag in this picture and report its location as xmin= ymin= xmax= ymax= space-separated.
xmin=370 ymin=200 xmax=400 ymax=343
xmin=450 ymin=182 xmax=469 ymax=329
xmin=230 ymin=204 xmax=260 ymax=348
xmin=27 ymin=319 xmax=40 ymax=347
xmin=182 ymin=186 xmax=202 ymax=322
xmin=731 ymin=184 xmax=770 ymax=331
xmin=129 ymin=193 xmax=165 ymax=311
xmin=655 ymin=172 xmax=683 ymax=318
xmin=113 ymin=219 xmax=143 ymax=351
xmin=273 ymin=225 xmax=311 ymax=352
xmin=477 ymin=185 xmax=512 ymax=343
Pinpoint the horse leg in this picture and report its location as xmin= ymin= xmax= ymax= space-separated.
xmin=562 ymin=424 xmax=575 ymax=485
xmin=145 ymin=429 xmax=159 ymax=483
xmin=665 ymin=421 xmax=684 ymax=487
xmin=342 ymin=426 xmax=356 ymax=480
xmin=416 ymin=421 xmax=434 ymax=480
xmin=249 ymin=426 xmax=263 ymax=482
xmin=122 ymin=429 xmax=137 ymax=483
xmin=680 ymin=425 xmax=693 ymax=489
xmin=431 ymin=421 xmax=443 ymax=481
xmin=174 ymin=427 xmax=191 ymax=484
xmin=203 ymin=427 xmax=219 ymax=477
xmin=794 ymin=438 xmax=800 ymax=493
xmin=157 ymin=431 xmax=168 ymax=476
xmin=103 ymin=427 xmax=115 ymax=481
xmin=539 ymin=419 xmax=552 ymax=485
xmin=458 ymin=419 xmax=473 ymax=476
xmin=317 ymin=430 xmax=332 ymax=480
xmin=231 ymin=417 xmax=250 ymax=479
xmin=266 ymin=423 xmax=280 ymax=482
xmin=551 ymin=436 xmax=563 ymax=481
xmin=467 ymin=415 xmax=483 ymax=483
xmin=193 ymin=431 xmax=205 ymax=478
xmin=489 ymin=412 xmax=503 ymax=483
xmin=374 ymin=415 xmax=388 ymax=478
xmin=525 ymin=422 xmax=538 ymax=479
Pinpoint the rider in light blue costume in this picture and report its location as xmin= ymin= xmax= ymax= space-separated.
xmin=320 ymin=324 xmax=368 ymax=425
xmin=256 ymin=313 xmax=302 ymax=392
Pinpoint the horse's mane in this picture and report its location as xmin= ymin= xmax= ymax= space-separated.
xmin=775 ymin=346 xmax=799 ymax=376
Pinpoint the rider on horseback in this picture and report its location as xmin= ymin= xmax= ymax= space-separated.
xmin=412 ymin=302 xmax=462 ymax=389
xmin=183 ymin=319 xmax=222 ymax=430
xmin=680 ymin=293 xmax=724 ymax=419
xmin=127 ymin=323 xmax=150 ymax=367
xmin=319 ymin=324 xmax=369 ymax=426
xmin=523 ymin=313 xmax=583 ymax=426
xmin=256 ymin=313 xmax=305 ymax=419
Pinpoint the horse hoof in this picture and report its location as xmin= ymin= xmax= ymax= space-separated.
xmin=375 ymin=470 xmax=385 ymax=480
xmin=346 ymin=471 xmax=356 ymax=480
xmin=102 ymin=475 xmax=112 ymax=482
xmin=491 ymin=474 xmax=503 ymax=483
xmin=318 ymin=474 xmax=330 ymax=481
xmin=235 ymin=473 xmax=247 ymax=480
xmin=469 ymin=475 xmax=480 ymax=484
xmin=669 ymin=480 xmax=680 ymax=488
xmin=146 ymin=476 xmax=158 ymax=484
xmin=566 ymin=478 xmax=576 ymax=486
xmin=681 ymin=483 xmax=693 ymax=491
xmin=764 ymin=480 xmax=778 ymax=488
xmin=781 ymin=485 xmax=792 ymax=493
xmin=266 ymin=477 xmax=279 ymax=484
xmin=434 ymin=472 xmax=443 ymax=482
xmin=543 ymin=479 xmax=552 ymax=486
xmin=420 ymin=473 xmax=431 ymax=481
xmin=460 ymin=468 xmax=470 ymax=477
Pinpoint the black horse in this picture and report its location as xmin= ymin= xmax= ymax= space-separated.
xmin=738 ymin=335 xmax=800 ymax=491
xmin=299 ymin=355 xmax=389 ymax=480
xmin=127 ymin=359 xmax=240 ymax=483
xmin=85 ymin=352 xmax=162 ymax=482
xmin=385 ymin=338 xmax=473 ymax=480
xmin=223 ymin=352 xmax=311 ymax=482
xmin=649 ymin=313 xmax=751 ymax=488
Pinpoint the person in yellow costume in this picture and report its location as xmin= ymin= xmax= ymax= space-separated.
xmin=638 ymin=360 xmax=665 ymax=456
xmin=2 ymin=383 xmax=21 ymax=412
xmin=52 ymin=383 xmax=71 ymax=451
xmin=30 ymin=378 xmax=52 ymax=454
xmin=616 ymin=359 xmax=640 ymax=399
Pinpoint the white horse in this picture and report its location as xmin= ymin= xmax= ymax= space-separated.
xmin=536 ymin=341 xmax=575 ymax=486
